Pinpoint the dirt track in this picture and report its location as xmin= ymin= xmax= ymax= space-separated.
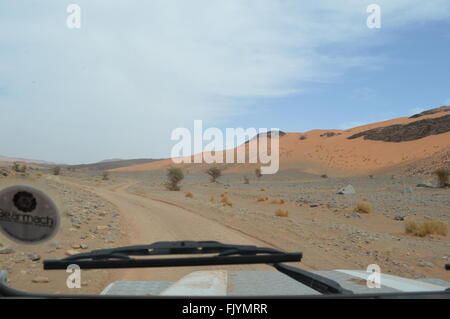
xmin=70 ymin=180 xmax=273 ymax=283
xmin=2 ymin=171 xmax=449 ymax=294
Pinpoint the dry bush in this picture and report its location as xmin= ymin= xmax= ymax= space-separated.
xmin=433 ymin=168 xmax=450 ymax=187
xmin=52 ymin=166 xmax=61 ymax=176
xmin=12 ymin=162 xmax=20 ymax=172
xmin=12 ymin=162 xmax=27 ymax=173
xmin=355 ymin=202 xmax=373 ymax=214
xmin=206 ymin=167 xmax=222 ymax=182
xmin=243 ymin=176 xmax=250 ymax=184
xmin=320 ymin=174 xmax=328 ymax=178
xmin=255 ymin=168 xmax=262 ymax=179
xmin=257 ymin=196 xmax=268 ymax=202
xmin=102 ymin=171 xmax=109 ymax=180
xmin=275 ymin=209 xmax=289 ymax=217
xmin=220 ymin=194 xmax=232 ymax=207
xmin=271 ymin=199 xmax=285 ymax=204
xmin=185 ymin=192 xmax=194 ymax=198
xmin=209 ymin=195 xmax=215 ymax=202
xmin=260 ymin=188 xmax=266 ymax=191
xmin=165 ymin=167 xmax=184 ymax=191
xmin=405 ymin=219 xmax=448 ymax=237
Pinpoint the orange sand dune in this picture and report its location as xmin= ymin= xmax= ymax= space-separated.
xmin=112 ymin=109 xmax=450 ymax=176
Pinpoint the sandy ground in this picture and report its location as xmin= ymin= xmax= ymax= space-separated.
xmin=121 ymin=171 xmax=450 ymax=281
xmin=0 ymin=173 xmax=125 ymax=294
xmin=1 ymin=168 xmax=449 ymax=295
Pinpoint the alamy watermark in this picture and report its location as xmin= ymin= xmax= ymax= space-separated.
xmin=170 ymin=120 xmax=280 ymax=174
xmin=66 ymin=264 xmax=81 ymax=289
xmin=66 ymin=4 xmax=380 ymax=30
xmin=66 ymin=4 xmax=81 ymax=29
xmin=366 ymin=264 xmax=381 ymax=288
xmin=367 ymin=4 xmax=381 ymax=29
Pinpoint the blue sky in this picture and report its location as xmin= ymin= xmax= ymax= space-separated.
xmin=1 ymin=1 xmax=450 ymax=164
xmin=221 ymin=20 xmax=450 ymax=133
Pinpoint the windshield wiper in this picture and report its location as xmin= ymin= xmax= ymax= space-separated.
xmin=43 ymin=240 xmax=352 ymax=295
xmin=44 ymin=241 xmax=300 ymax=269
xmin=446 ymin=264 xmax=449 ymax=271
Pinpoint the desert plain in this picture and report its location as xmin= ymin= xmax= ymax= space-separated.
xmin=0 ymin=106 xmax=449 ymax=294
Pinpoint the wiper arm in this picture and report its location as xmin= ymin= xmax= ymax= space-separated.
xmin=274 ymin=264 xmax=353 ymax=295
xmin=43 ymin=240 xmax=352 ymax=295
xmin=60 ymin=240 xmax=284 ymax=260
xmin=44 ymin=240 xmax=301 ymax=270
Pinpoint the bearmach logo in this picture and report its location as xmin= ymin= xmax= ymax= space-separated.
xmin=0 ymin=186 xmax=60 ymax=244
xmin=0 ymin=208 xmax=56 ymax=228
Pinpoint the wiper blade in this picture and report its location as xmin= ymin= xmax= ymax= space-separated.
xmin=44 ymin=241 xmax=302 ymax=270
xmin=274 ymin=264 xmax=353 ymax=295
xmin=43 ymin=240 xmax=351 ymax=295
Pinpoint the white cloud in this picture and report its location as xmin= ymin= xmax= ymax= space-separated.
xmin=1 ymin=0 xmax=450 ymax=163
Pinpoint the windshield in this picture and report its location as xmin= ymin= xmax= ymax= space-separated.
xmin=0 ymin=1 xmax=449 ymax=298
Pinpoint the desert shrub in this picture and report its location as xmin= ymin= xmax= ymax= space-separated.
xmin=355 ymin=202 xmax=373 ymax=214
xmin=12 ymin=162 xmax=20 ymax=172
xmin=165 ymin=167 xmax=184 ymax=191
xmin=209 ymin=195 xmax=215 ymax=202
xmin=12 ymin=162 xmax=26 ymax=173
xmin=275 ymin=209 xmax=289 ymax=217
xmin=52 ymin=166 xmax=61 ymax=176
xmin=260 ymin=188 xmax=265 ymax=191
xmin=405 ymin=219 xmax=448 ymax=237
xmin=369 ymin=174 xmax=374 ymax=179
xmin=405 ymin=220 xmax=420 ymax=236
xmin=102 ymin=171 xmax=109 ymax=180
xmin=255 ymin=168 xmax=262 ymax=179
xmin=320 ymin=174 xmax=328 ymax=178
xmin=185 ymin=192 xmax=194 ymax=198
xmin=433 ymin=168 xmax=450 ymax=187
xmin=206 ymin=167 xmax=221 ymax=182
xmin=271 ymin=199 xmax=285 ymax=204
xmin=220 ymin=194 xmax=232 ymax=207
xmin=243 ymin=176 xmax=250 ymax=184
xmin=299 ymin=135 xmax=307 ymax=140
xmin=420 ymin=220 xmax=448 ymax=236
xmin=257 ymin=196 xmax=268 ymax=202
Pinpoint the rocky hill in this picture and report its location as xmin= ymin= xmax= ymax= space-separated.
xmin=409 ymin=105 xmax=450 ymax=119
xmin=348 ymin=114 xmax=450 ymax=142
